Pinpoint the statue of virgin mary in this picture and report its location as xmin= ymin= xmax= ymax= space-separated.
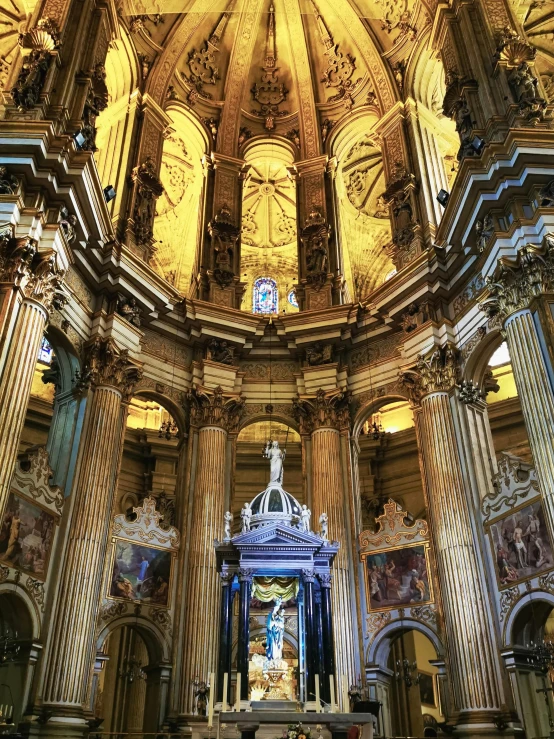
xmin=266 ymin=597 xmax=285 ymax=661
xmin=263 ymin=440 xmax=286 ymax=485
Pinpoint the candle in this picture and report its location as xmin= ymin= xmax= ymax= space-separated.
xmin=208 ymin=672 xmax=215 ymax=728
xmin=235 ymin=673 xmax=241 ymax=712
xmin=315 ymin=674 xmax=321 ymax=713
xmin=223 ymin=672 xmax=229 ymax=712
xmin=329 ymin=675 xmax=336 ymax=713
xmin=342 ymin=675 xmax=349 ymax=713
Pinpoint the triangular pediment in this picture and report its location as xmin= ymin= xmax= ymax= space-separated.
xmin=232 ymin=522 xmax=325 ymax=549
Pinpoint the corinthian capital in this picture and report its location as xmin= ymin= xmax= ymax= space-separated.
xmin=22 ymin=250 xmax=67 ymax=312
xmin=399 ymin=343 xmax=460 ymax=403
xmin=187 ymin=385 xmax=244 ymax=432
xmin=83 ymin=337 xmax=143 ymax=397
xmin=0 ymin=231 xmax=37 ymax=287
xmin=479 ymin=236 xmax=554 ymax=323
xmin=293 ymin=388 xmax=350 ymax=434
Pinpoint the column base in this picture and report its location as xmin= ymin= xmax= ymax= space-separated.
xmin=453 ymin=710 xmax=524 ymax=739
xmin=19 ymin=713 xmax=90 ymax=739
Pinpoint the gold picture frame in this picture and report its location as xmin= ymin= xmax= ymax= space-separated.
xmin=107 ymin=536 xmax=175 ymax=609
xmin=361 ymin=541 xmax=433 ymax=612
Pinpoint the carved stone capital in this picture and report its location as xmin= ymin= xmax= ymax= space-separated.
xmin=301 ymin=568 xmax=316 ymax=584
xmin=187 ymin=385 xmax=245 ymax=432
xmin=293 ymin=388 xmax=350 ymax=434
xmin=238 ymin=568 xmax=254 ymax=584
xmin=399 ymin=343 xmax=460 ymax=403
xmin=458 ymin=379 xmax=483 ymax=405
xmin=220 ymin=571 xmax=234 ymax=586
xmin=318 ymin=573 xmax=332 ymax=588
xmin=82 ymin=337 xmax=143 ymax=397
xmin=479 ymin=235 xmax=554 ymax=323
xmin=22 ymin=250 xmax=67 ymax=312
xmin=0 ymin=231 xmax=37 ymax=287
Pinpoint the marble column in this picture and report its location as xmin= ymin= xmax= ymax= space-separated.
xmin=401 ymin=346 xmax=506 ymax=729
xmin=319 ymin=573 xmax=335 ymax=704
xmin=179 ymin=386 xmax=243 ymax=715
xmin=295 ymin=390 xmax=357 ymax=704
xmin=302 ymin=569 xmax=316 ymax=704
xmin=237 ymin=568 xmax=253 ymax=702
xmin=480 ymin=237 xmax=554 ymax=536
xmin=217 ymin=572 xmax=234 ymax=704
xmin=0 ymin=238 xmax=66 ymax=519
xmin=37 ymin=337 xmax=141 ymax=735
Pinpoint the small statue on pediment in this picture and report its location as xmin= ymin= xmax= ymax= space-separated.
xmin=305 ymin=343 xmax=333 ymax=366
xmin=207 ymin=338 xmax=235 ymax=365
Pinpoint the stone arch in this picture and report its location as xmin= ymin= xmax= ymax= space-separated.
xmin=152 ymin=101 xmax=211 ymax=292
xmin=133 ymin=389 xmax=187 ymax=437
xmin=96 ymin=614 xmax=170 ymax=663
xmin=503 ymin=591 xmax=554 ymax=648
xmin=238 ymin=413 xmax=300 ymax=436
xmin=462 ymin=326 xmax=504 ymax=388
xmin=367 ymin=617 xmax=444 ymax=666
xmin=0 ymin=585 xmax=40 ymax=641
xmin=328 ymin=110 xmax=394 ymax=301
xmin=352 ymin=393 xmax=411 ymax=439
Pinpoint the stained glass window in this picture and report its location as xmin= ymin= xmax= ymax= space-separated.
xmin=38 ymin=337 xmax=53 ymax=365
xmin=253 ymin=277 xmax=278 ymax=314
xmin=287 ymin=290 xmax=298 ymax=308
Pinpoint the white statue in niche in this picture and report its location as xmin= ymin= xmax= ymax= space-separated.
xmin=319 ymin=512 xmax=329 ymax=541
xmin=263 ymin=440 xmax=286 ymax=485
xmin=223 ymin=511 xmax=233 ymax=541
xmin=300 ymin=504 xmax=311 ymax=532
xmin=241 ymin=502 xmax=252 ymax=532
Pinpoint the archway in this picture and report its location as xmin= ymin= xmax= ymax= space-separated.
xmin=234 ymin=419 xmax=303 ymax=525
xmin=0 ymin=591 xmax=37 ymax=730
xmin=240 ymin=138 xmax=299 ymax=315
xmin=369 ymin=623 xmax=446 ymax=738
xmin=117 ymin=393 xmax=185 ymax=529
xmin=503 ymin=597 xmax=554 ymax=738
xmin=95 ymin=621 xmax=167 ymax=736
xmin=353 ymin=396 xmax=425 ymax=530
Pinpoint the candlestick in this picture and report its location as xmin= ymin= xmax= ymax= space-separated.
xmin=315 ymin=674 xmax=321 ymax=713
xmin=223 ymin=672 xmax=229 ymax=712
xmin=208 ymin=671 xmax=215 ymax=728
xmin=235 ymin=673 xmax=241 ymax=712
xmin=329 ymin=675 xmax=336 ymax=713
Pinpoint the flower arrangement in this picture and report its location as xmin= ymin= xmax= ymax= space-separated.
xmin=280 ymin=723 xmax=312 ymax=739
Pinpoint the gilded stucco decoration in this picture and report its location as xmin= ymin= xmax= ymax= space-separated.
xmin=250 ymin=4 xmax=289 ymax=130
xmin=0 ymin=0 xmax=26 ymax=93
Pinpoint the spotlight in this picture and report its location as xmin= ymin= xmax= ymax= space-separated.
xmin=73 ymin=130 xmax=86 ymax=149
xmin=73 ymin=131 xmax=87 ymax=149
xmin=103 ymin=185 xmax=116 ymax=203
xmin=436 ymin=189 xmax=449 ymax=207
xmin=471 ymin=136 xmax=485 ymax=154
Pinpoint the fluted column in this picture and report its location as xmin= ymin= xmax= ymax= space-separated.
xmin=401 ymin=347 xmax=505 ymax=726
xmin=480 ymin=236 xmax=554 ymax=536
xmin=294 ymin=390 xmax=356 ymax=705
xmin=180 ymin=386 xmax=244 ymax=715
xmin=0 ymin=237 xmax=66 ymax=517
xmin=40 ymin=338 xmax=141 ymax=729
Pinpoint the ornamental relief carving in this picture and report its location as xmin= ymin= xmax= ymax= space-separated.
xmin=240 ymin=361 xmax=298 ymax=380
xmin=81 ymin=337 xmax=143 ymax=397
xmin=479 ymin=234 xmax=554 ymax=322
xmin=350 ymin=333 xmax=402 ymax=369
xmin=293 ymin=388 xmax=350 ymax=434
xmin=187 ymin=385 xmax=244 ymax=432
xmin=399 ymin=344 xmax=460 ymax=403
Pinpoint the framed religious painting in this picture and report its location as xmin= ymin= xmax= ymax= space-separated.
xmin=487 ymin=498 xmax=553 ymax=589
xmin=0 ymin=491 xmax=57 ymax=580
xmin=108 ymin=539 xmax=174 ymax=607
xmin=362 ymin=542 xmax=433 ymax=612
xmin=418 ymin=671 xmax=436 ymax=708
xmin=107 ymin=496 xmax=180 ymax=609
xmin=359 ymin=499 xmax=433 ymax=613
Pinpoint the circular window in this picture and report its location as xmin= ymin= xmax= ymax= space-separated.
xmin=287 ymin=290 xmax=298 ymax=308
